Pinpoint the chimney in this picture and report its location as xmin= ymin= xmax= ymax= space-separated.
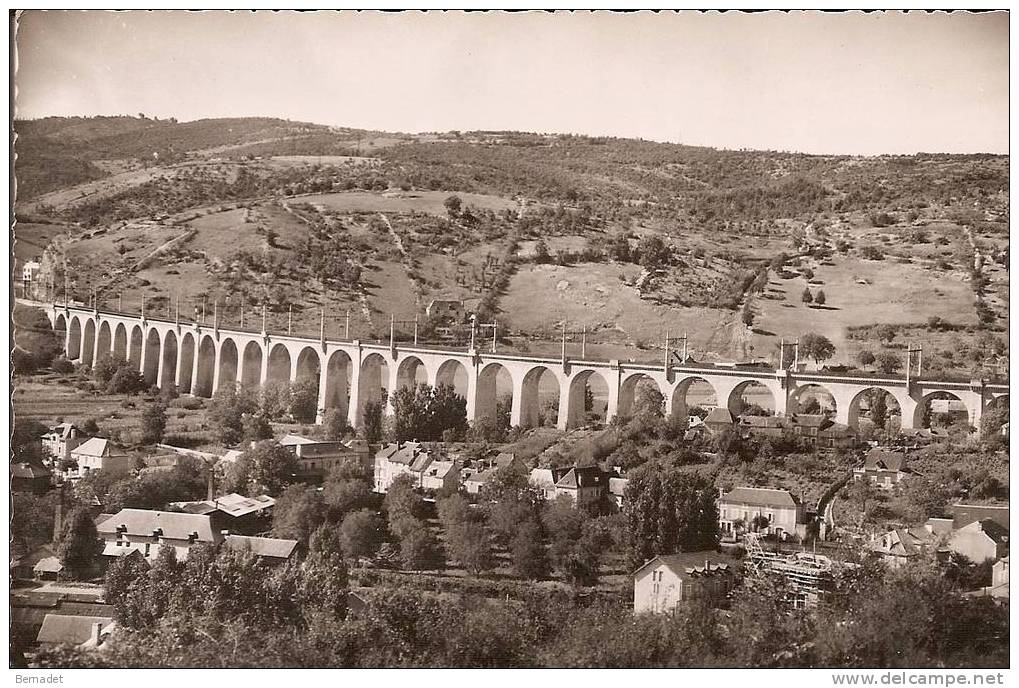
xmin=89 ymin=621 xmax=103 ymax=646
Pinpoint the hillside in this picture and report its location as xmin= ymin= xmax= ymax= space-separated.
xmin=12 ymin=116 xmax=1009 ymax=375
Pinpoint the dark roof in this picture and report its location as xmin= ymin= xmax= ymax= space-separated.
xmin=555 ymin=466 xmax=606 ymax=490
xmin=741 ymin=415 xmax=784 ymax=428
xmin=792 ymin=414 xmax=832 ymax=428
xmin=721 ymin=487 xmax=799 ymax=509
xmin=864 ymin=450 xmax=908 ymax=472
xmin=952 ymin=504 xmax=1010 ymax=531
xmin=97 ymin=508 xmax=217 ymax=542
xmin=36 ymin=614 xmax=113 ymax=645
xmin=961 ymin=519 xmax=1010 ymax=545
xmin=633 ymin=551 xmax=738 ymax=579
xmin=223 ymin=535 xmax=298 ymax=559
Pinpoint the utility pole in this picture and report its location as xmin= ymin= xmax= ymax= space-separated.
xmin=201 ymin=295 xmax=206 ymax=325
xmin=240 ymin=294 xmax=246 ymax=328
xmin=261 ymin=304 xmax=267 ymax=335
xmin=469 ymin=314 xmax=477 ymax=353
xmin=320 ymin=308 xmax=325 ymax=345
xmin=288 ymin=305 xmax=293 ymax=335
xmin=581 ymin=326 xmax=587 ymax=359
xmin=561 ymin=322 xmax=568 ymax=365
xmin=141 ymin=292 xmax=146 ymax=318
xmin=175 ymin=292 xmax=179 ymax=325
xmin=389 ymin=314 xmax=396 ymax=351
xmin=414 ymin=314 xmax=419 ymax=346
xmin=492 ymin=318 xmax=497 ymax=353
xmin=214 ymin=300 xmax=219 ymax=331
xmin=345 ymin=310 xmax=351 ymax=339
xmin=780 ymin=338 xmax=785 ymax=369
xmin=906 ymin=344 xmax=922 ymax=383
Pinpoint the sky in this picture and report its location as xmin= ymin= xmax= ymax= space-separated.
xmin=12 ymin=10 xmax=1009 ymax=155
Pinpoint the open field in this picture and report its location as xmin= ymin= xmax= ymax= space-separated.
xmin=298 ymin=190 xmax=517 ymax=217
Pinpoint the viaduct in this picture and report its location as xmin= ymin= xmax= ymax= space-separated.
xmin=48 ymin=303 xmax=1008 ymax=433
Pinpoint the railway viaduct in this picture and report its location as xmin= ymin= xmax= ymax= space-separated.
xmin=48 ymin=304 xmax=1009 ymax=433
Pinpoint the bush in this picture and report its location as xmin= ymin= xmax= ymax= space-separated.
xmin=169 ymin=396 xmax=204 ymax=410
xmin=51 ymin=356 xmax=74 ymax=374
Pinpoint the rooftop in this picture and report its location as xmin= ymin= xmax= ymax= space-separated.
xmin=721 ymin=486 xmax=799 ymax=509
xmin=223 ymin=535 xmax=299 ymax=559
xmin=36 ymin=614 xmax=114 ymax=645
xmin=97 ymin=508 xmax=218 ymax=542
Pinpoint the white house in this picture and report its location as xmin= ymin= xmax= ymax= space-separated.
xmin=632 ymin=552 xmax=737 ymax=614
xmin=718 ymin=487 xmax=807 ymax=541
xmin=41 ymin=423 xmax=87 ymax=462
xmin=67 ymin=438 xmax=132 ymax=479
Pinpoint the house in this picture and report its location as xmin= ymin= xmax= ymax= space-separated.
xmin=740 ymin=414 xmax=786 ymax=439
xmin=815 ymin=422 xmax=857 ymax=449
xmin=493 ymin=452 xmax=526 ymax=473
xmin=97 ymin=508 xmax=223 ymax=563
xmin=11 ymin=545 xmax=61 ymax=580
xmin=223 ymin=535 xmax=299 ymax=563
xmin=11 ymin=462 xmax=53 ymax=494
xmin=871 ymin=527 xmax=935 ymax=567
xmin=280 ymin=434 xmax=371 ymax=484
xmin=947 ymin=519 xmax=1009 ymax=564
xmin=554 ymin=466 xmax=610 ymax=508
xmin=790 ymin=414 xmax=832 ymax=443
xmin=703 ymin=407 xmax=736 ymax=434
xmin=11 ymin=584 xmax=114 ymax=643
xmin=36 ymin=614 xmax=114 ymax=648
xmin=171 ymin=493 xmax=275 ymax=535
xmin=632 ymin=552 xmax=737 ymax=614
xmin=718 ymin=487 xmax=807 ymax=541
xmin=529 ymin=468 xmax=559 ymax=500
xmin=992 ymin=556 xmax=1009 ymax=589
xmin=418 ymin=460 xmax=460 ymax=493
xmin=854 ymin=449 xmax=912 ymax=489
xmin=41 ymin=423 xmax=87 ymax=462
xmin=22 ymin=259 xmax=42 ymax=284
xmin=608 ymin=477 xmax=629 ymax=512
xmin=425 ymin=299 xmax=466 ymax=321
xmin=373 ymin=441 xmax=424 ymax=493
xmin=464 ymin=466 xmax=499 ymax=495
xmin=66 ymin=438 xmax=132 ymax=479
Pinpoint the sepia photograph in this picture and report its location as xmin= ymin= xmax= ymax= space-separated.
xmin=8 ymin=8 xmax=1011 ymax=675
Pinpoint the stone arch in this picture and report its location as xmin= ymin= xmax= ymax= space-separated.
xmin=96 ymin=321 xmax=112 ymax=364
xmin=357 ymin=352 xmax=391 ymax=424
xmin=67 ymin=316 xmax=82 ymax=360
xmin=914 ymin=391 xmax=970 ymax=430
xmin=267 ymin=343 xmax=293 ymax=384
xmin=847 ymin=387 xmax=902 ymax=432
xmin=671 ymin=376 xmax=719 ymax=420
xmin=789 ymin=383 xmax=837 ymax=416
xmin=435 ymin=359 xmax=469 ymax=397
xmin=129 ymin=325 xmax=143 ymax=367
xmin=295 ymin=346 xmax=322 ymax=390
xmin=618 ymin=373 xmax=665 ymax=418
xmin=396 ymin=356 xmax=428 ymax=391
xmin=194 ymin=335 xmax=217 ymax=397
xmin=324 ymin=349 xmax=353 ymax=417
xmin=566 ymin=369 xmax=611 ymax=428
xmin=241 ymin=341 xmax=263 ymax=388
xmin=81 ymin=318 xmax=96 ymax=366
xmin=218 ymin=338 xmax=239 ymax=390
xmin=476 ymin=361 xmax=514 ymax=424
xmin=143 ymin=328 xmax=161 ymax=385
xmin=520 ymin=365 xmax=561 ymax=428
xmin=113 ymin=323 xmax=128 ymax=359
xmin=160 ymin=330 xmax=178 ymax=390
xmin=54 ymin=314 xmax=68 ymax=355
xmin=727 ymin=380 xmax=777 ymax=416
xmin=178 ymin=332 xmax=196 ymax=393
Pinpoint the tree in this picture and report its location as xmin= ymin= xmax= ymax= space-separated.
xmin=384 ymin=474 xmax=426 ymax=539
xmin=800 ymin=332 xmax=836 ymax=365
xmin=57 ymin=507 xmax=102 ymax=580
xmin=533 ymin=238 xmax=551 ymax=264
xmin=511 ymin=520 xmax=549 ymax=580
xmin=323 ymin=478 xmax=373 ymax=522
xmin=875 ymin=351 xmax=902 ymax=375
xmin=624 ymin=463 xmax=719 ymax=565
xmin=610 ymin=234 xmax=631 ymax=262
xmin=445 ymin=521 xmax=494 ymax=575
xmin=229 ymin=441 xmax=298 ymax=496
xmin=814 ymin=290 xmax=826 ymax=306
xmin=636 ymin=235 xmax=670 ymax=268
xmin=209 ymin=386 xmax=258 ymax=446
xmin=339 ymin=509 xmax=383 ymax=559
xmin=289 ymin=379 xmax=319 ymax=424
xmin=801 ymin=288 xmax=814 ymax=304
xmin=399 ymin=522 xmax=444 ymax=570
xmin=322 ymin=408 xmax=350 ymax=441
xmin=631 ymin=382 xmax=664 ymax=420
xmin=272 ymin=484 xmax=326 ymax=545
xmin=139 ymin=402 xmax=167 ymax=445
xmin=362 ymin=399 xmax=384 ymax=444
xmin=444 ymin=195 xmax=462 ymax=218
xmin=391 ymin=383 xmax=467 ymax=442
xmin=856 ymin=350 xmax=876 ymax=367
xmin=869 ymin=390 xmax=888 ymax=429
xmin=108 ymin=365 xmax=147 ymax=394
